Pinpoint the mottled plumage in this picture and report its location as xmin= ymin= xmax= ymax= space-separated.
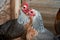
xmin=18 ymin=9 xmax=45 ymax=33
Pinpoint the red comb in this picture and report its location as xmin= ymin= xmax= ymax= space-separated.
xmin=22 ymin=2 xmax=29 ymax=7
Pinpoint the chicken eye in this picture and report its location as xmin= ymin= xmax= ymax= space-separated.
xmin=23 ymin=5 xmax=27 ymax=9
xmin=23 ymin=6 xmax=25 ymax=9
xmin=31 ymin=11 xmax=33 ymax=13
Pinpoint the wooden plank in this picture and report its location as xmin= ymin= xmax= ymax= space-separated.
xmin=27 ymin=0 xmax=60 ymax=8
xmin=15 ymin=0 xmax=21 ymax=19
xmin=10 ymin=0 xmax=15 ymax=19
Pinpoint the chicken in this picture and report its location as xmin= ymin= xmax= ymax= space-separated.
xmin=17 ymin=8 xmax=45 ymax=33
xmin=18 ymin=8 xmax=45 ymax=40
xmin=29 ymin=9 xmax=45 ymax=33
xmin=17 ymin=1 xmax=45 ymax=40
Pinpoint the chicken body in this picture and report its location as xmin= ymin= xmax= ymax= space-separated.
xmin=17 ymin=9 xmax=45 ymax=33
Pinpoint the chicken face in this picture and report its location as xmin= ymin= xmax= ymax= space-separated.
xmin=22 ymin=5 xmax=28 ymax=11
xmin=28 ymin=9 xmax=35 ymax=17
xmin=22 ymin=2 xmax=29 ymax=14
